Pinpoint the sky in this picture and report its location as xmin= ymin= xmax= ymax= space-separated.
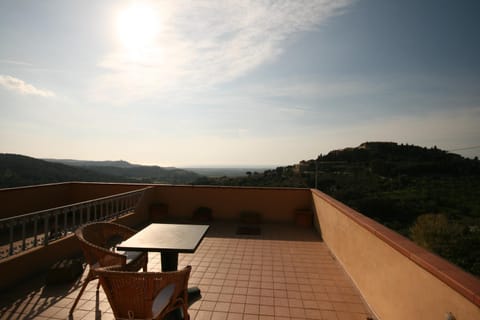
xmin=1 ymin=0 xmax=479 ymax=167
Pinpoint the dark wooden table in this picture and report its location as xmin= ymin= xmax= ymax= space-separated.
xmin=117 ymin=223 xmax=210 ymax=271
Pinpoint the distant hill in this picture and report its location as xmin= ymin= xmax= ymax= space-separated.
xmin=184 ymin=167 xmax=273 ymax=178
xmin=0 ymin=155 xmax=202 ymax=188
xmin=0 ymin=154 xmax=125 ymax=188
xmin=44 ymin=159 xmax=201 ymax=184
xmin=45 ymin=159 xmax=136 ymax=168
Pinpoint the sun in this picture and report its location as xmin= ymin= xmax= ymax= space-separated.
xmin=116 ymin=3 xmax=159 ymax=59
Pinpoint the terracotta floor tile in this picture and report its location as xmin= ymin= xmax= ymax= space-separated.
xmin=230 ymin=303 xmax=245 ymax=313
xmin=227 ymin=312 xmax=244 ymax=320
xmin=328 ymin=292 xmax=346 ymax=302
xmin=0 ymin=222 xmax=374 ymax=320
xmin=274 ymin=297 xmax=289 ymax=306
xmin=274 ymin=305 xmax=290 ymax=316
xmin=215 ymin=302 xmax=231 ymax=312
xmin=234 ymin=287 xmax=248 ymax=295
xmin=259 ymin=305 xmax=275 ymax=316
xmin=248 ymin=288 xmax=261 ymax=296
xmin=314 ymin=292 xmax=329 ymax=301
xmin=245 ymin=295 xmax=260 ymax=305
xmin=261 ymin=289 xmax=274 ymax=297
xmin=212 ymin=311 xmax=228 ymax=320
xmin=220 ymin=286 xmax=235 ymax=294
xmin=286 ymin=290 xmax=301 ymax=299
xmin=273 ymin=290 xmax=288 ymax=298
xmin=209 ymin=285 xmax=222 ymax=293
xmin=289 ymin=307 xmax=306 ymax=318
xmin=336 ymin=311 xmax=368 ymax=320
xmin=204 ymin=292 xmax=220 ymax=301
xmin=304 ymin=308 xmax=322 ymax=319
xmin=243 ymin=314 xmax=259 ymax=320
xmin=245 ymin=304 xmax=260 ymax=314
xmin=199 ymin=300 xmax=216 ymax=311
xmin=260 ymin=296 xmax=274 ymax=306
xmin=231 ymin=294 xmax=247 ymax=304
xmin=321 ymin=310 xmax=339 ymax=320
xmin=196 ymin=310 xmax=213 ymax=320
xmin=332 ymin=302 xmax=351 ymax=312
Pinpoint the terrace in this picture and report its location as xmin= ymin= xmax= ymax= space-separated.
xmin=0 ymin=182 xmax=479 ymax=320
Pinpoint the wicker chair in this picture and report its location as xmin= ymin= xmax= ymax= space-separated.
xmin=97 ymin=265 xmax=192 ymax=320
xmin=70 ymin=222 xmax=148 ymax=315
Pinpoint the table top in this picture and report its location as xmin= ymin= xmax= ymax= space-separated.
xmin=117 ymin=223 xmax=210 ymax=253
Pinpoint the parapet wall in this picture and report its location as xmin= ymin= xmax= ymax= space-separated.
xmin=153 ymin=185 xmax=311 ymax=222
xmin=0 ymin=182 xmax=149 ymax=219
xmin=311 ymin=189 xmax=480 ymax=320
xmin=0 ymin=183 xmax=72 ymax=219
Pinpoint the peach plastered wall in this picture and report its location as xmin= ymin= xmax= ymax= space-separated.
xmin=153 ymin=185 xmax=311 ymax=222
xmin=0 ymin=182 xmax=150 ymax=219
xmin=68 ymin=182 xmax=151 ymax=203
xmin=311 ymin=189 xmax=480 ymax=320
xmin=0 ymin=183 xmax=72 ymax=219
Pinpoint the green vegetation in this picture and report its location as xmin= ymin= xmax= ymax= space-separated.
xmin=0 ymin=154 xmax=200 ymax=187
xmin=193 ymin=142 xmax=480 ymax=276
xmin=0 ymin=154 xmax=125 ymax=187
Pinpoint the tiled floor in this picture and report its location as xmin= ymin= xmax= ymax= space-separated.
xmin=0 ymin=222 xmax=375 ymax=320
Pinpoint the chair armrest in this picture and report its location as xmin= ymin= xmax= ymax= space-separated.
xmin=98 ymin=250 xmax=127 ymax=267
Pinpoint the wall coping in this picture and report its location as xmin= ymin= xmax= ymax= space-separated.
xmin=1 ymin=181 xmax=312 ymax=193
xmin=311 ymin=188 xmax=480 ymax=307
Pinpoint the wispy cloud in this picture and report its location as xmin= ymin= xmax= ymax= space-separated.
xmin=0 ymin=75 xmax=55 ymax=97
xmin=0 ymin=59 xmax=33 ymax=67
xmin=93 ymin=0 xmax=355 ymax=104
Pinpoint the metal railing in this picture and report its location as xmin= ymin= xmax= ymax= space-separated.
xmin=0 ymin=187 xmax=151 ymax=259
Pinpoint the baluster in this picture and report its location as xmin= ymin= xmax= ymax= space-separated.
xmin=33 ymin=216 xmax=38 ymax=247
xmin=63 ymin=208 xmax=68 ymax=233
xmin=54 ymin=210 xmax=59 ymax=239
xmin=44 ymin=214 xmax=49 ymax=246
xmin=8 ymin=222 xmax=14 ymax=256
xmin=79 ymin=206 xmax=83 ymax=225
xmin=114 ymin=198 xmax=119 ymax=217
xmin=107 ymin=200 xmax=111 ymax=219
xmin=94 ymin=202 xmax=98 ymax=221
xmin=86 ymin=204 xmax=91 ymax=223
xmin=21 ymin=218 xmax=26 ymax=252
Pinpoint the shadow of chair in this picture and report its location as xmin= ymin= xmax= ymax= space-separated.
xmin=96 ymin=265 xmax=192 ymax=320
xmin=69 ymin=222 xmax=148 ymax=315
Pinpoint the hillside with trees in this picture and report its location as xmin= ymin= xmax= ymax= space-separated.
xmin=0 ymin=154 xmax=124 ymax=187
xmin=194 ymin=142 xmax=480 ymax=275
xmin=0 ymin=154 xmax=201 ymax=187
xmin=46 ymin=159 xmax=201 ymax=184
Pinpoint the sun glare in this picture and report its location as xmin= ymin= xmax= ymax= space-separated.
xmin=116 ymin=3 xmax=159 ymax=59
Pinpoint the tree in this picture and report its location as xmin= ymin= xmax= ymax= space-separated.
xmin=410 ymin=213 xmax=450 ymax=250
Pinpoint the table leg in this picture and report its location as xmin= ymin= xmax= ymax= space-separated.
xmin=161 ymin=252 xmax=179 ymax=272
